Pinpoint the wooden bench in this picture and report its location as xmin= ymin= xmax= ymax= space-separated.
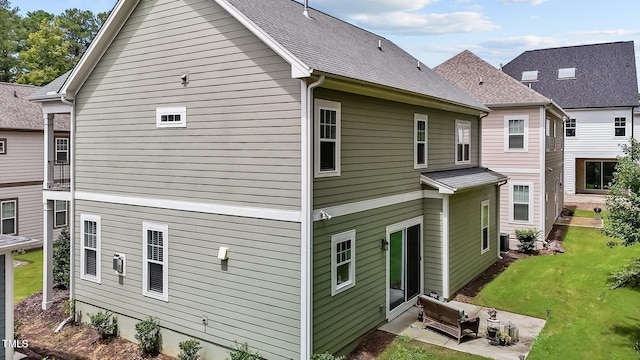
xmin=418 ymin=295 xmax=479 ymax=343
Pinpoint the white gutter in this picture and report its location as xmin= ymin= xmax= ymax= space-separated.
xmin=60 ymin=95 xmax=75 ymax=303
xmin=301 ymin=75 xmax=324 ymax=360
xmin=539 ymin=106 xmax=546 ymax=243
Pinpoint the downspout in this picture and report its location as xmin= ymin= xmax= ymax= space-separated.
xmin=60 ymin=95 xmax=75 ymax=306
xmin=301 ymin=74 xmax=324 ymax=360
xmin=479 ymin=112 xmax=489 ymax=167
xmin=540 ymin=106 xmax=547 ymax=245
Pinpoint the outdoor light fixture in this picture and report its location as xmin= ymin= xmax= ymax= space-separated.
xmin=319 ymin=209 xmax=332 ymax=220
xmin=381 ymin=238 xmax=389 ymax=251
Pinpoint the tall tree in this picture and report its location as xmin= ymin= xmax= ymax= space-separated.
xmin=16 ymin=17 xmax=73 ymax=86
xmin=58 ymin=8 xmax=101 ymax=60
xmin=0 ymin=1 xmax=20 ymax=82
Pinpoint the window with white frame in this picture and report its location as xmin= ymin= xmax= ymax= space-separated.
xmin=504 ymin=116 xmax=528 ymax=151
xmin=521 ymin=70 xmax=538 ymax=82
xmin=565 ymin=118 xmax=576 ymax=137
xmin=143 ymin=222 xmax=169 ymax=301
xmin=455 ymin=120 xmax=471 ymax=164
xmin=511 ymin=184 xmax=532 ymax=223
xmin=156 ymin=107 xmax=187 ymax=128
xmin=55 ymin=138 xmax=69 ymax=164
xmin=315 ymin=99 xmax=341 ymax=177
xmin=414 ymin=114 xmax=428 ymax=168
xmin=0 ymin=199 xmax=16 ymax=235
xmin=545 ymin=118 xmax=551 ymax=152
xmin=615 ymin=117 xmax=626 ymax=137
xmin=0 ymin=138 xmax=6 ymax=155
xmin=54 ymin=200 xmax=67 ymax=228
xmin=557 ymin=67 xmax=576 ymax=79
xmin=80 ymin=214 xmax=101 ymax=283
xmin=481 ymin=200 xmax=490 ymax=254
xmin=331 ymin=229 xmax=355 ymax=296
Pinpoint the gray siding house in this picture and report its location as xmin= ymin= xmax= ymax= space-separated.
xmin=43 ymin=0 xmax=506 ymax=358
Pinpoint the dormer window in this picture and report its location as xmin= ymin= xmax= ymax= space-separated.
xmin=557 ymin=67 xmax=576 ymax=79
xmin=521 ymin=70 xmax=538 ymax=82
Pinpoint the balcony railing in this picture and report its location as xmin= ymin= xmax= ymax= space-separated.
xmin=47 ymin=161 xmax=70 ymax=190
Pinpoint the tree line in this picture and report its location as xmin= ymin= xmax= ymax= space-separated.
xmin=0 ymin=0 xmax=109 ymax=85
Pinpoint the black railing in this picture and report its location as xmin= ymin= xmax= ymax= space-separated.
xmin=48 ymin=161 xmax=70 ymax=190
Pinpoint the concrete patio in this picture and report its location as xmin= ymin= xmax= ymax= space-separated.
xmin=380 ymin=301 xmax=546 ymax=360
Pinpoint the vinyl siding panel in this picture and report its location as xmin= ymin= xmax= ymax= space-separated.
xmin=498 ymin=173 xmax=541 ymax=241
xmin=74 ymin=0 xmax=302 ymax=210
xmin=74 ymin=200 xmax=301 ymax=360
xmin=312 ymin=200 xmax=423 ymax=355
xmin=0 ymin=184 xmax=44 ymax=240
xmin=448 ymin=186 xmax=499 ymax=295
xmin=481 ymin=107 xmax=541 ymax=168
xmin=423 ymin=198 xmax=443 ymax=295
xmin=313 ymin=88 xmax=479 ymax=208
xmin=0 ymin=131 xmax=43 ymax=184
xmin=0 ymin=254 xmax=5 ymax=356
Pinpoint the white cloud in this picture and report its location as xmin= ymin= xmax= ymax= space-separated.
xmin=308 ymin=0 xmax=438 ymax=15
xmin=568 ymin=29 xmax=640 ymax=37
xmin=479 ymin=35 xmax=560 ymax=50
xmin=501 ymin=0 xmax=549 ymax=4
xmin=351 ymin=11 xmax=497 ymax=35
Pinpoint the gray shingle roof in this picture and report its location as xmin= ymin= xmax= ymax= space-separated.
xmin=224 ymin=0 xmax=488 ymax=111
xmin=0 ymin=234 xmax=41 ymax=252
xmin=434 ymin=50 xmax=553 ymax=106
xmin=0 ymin=82 xmax=69 ymax=131
xmin=501 ymin=41 xmax=638 ymax=109
xmin=420 ymin=167 xmax=508 ymax=194
xmin=26 ymin=71 xmax=72 ymax=101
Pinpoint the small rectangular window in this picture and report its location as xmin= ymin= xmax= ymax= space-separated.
xmin=331 ymin=229 xmax=356 ymax=296
xmin=414 ymin=114 xmax=428 ymax=169
xmin=55 ymin=138 xmax=69 ymax=164
xmin=143 ymin=222 xmax=169 ymax=301
xmin=315 ymin=99 xmax=341 ymax=177
xmin=521 ymin=71 xmax=538 ymax=82
xmin=0 ymin=138 xmax=6 ymax=155
xmin=0 ymin=199 xmax=17 ymax=235
xmin=565 ymin=118 xmax=576 ymax=137
xmin=558 ymin=67 xmax=576 ymax=79
xmin=507 ymin=119 xmax=525 ymax=150
xmin=455 ymin=120 xmax=471 ymax=164
xmin=481 ymin=200 xmax=490 ymax=254
xmin=615 ymin=117 xmax=626 ymax=137
xmin=512 ymin=184 xmax=531 ymax=222
xmin=54 ymin=200 xmax=67 ymax=228
xmin=156 ymin=107 xmax=187 ymax=128
xmin=80 ymin=214 xmax=101 ymax=283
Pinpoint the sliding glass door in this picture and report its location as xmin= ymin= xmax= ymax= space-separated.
xmin=387 ymin=217 xmax=423 ymax=319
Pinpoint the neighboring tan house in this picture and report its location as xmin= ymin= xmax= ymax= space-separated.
xmin=502 ymin=41 xmax=638 ymax=195
xmin=0 ymin=82 xmax=69 ymax=242
xmin=435 ymin=50 xmax=568 ymax=245
xmin=36 ymin=0 xmax=508 ymax=359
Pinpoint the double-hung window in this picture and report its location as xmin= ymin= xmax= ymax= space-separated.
xmin=54 ymin=200 xmax=67 ymax=228
xmin=565 ymin=118 xmax=576 ymax=137
xmin=143 ymin=222 xmax=169 ymax=301
xmin=80 ymin=214 xmax=101 ymax=283
xmin=481 ymin=200 xmax=490 ymax=254
xmin=331 ymin=229 xmax=356 ymax=296
xmin=0 ymin=199 xmax=16 ymax=235
xmin=0 ymin=138 xmax=6 ymax=155
xmin=455 ymin=120 xmax=471 ymax=164
xmin=615 ymin=117 xmax=626 ymax=137
xmin=414 ymin=114 xmax=428 ymax=168
xmin=511 ymin=183 xmax=532 ymax=223
xmin=55 ymin=138 xmax=69 ymax=164
xmin=505 ymin=116 xmax=528 ymax=151
xmin=315 ymin=99 xmax=341 ymax=177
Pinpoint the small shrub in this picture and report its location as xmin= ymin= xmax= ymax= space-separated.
xmin=515 ymin=228 xmax=541 ymax=254
xmin=310 ymin=352 xmax=345 ymax=360
xmin=608 ymin=258 xmax=640 ymax=289
xmin=89 ymin=310 xmax=117 ymax=339
xmin=52 ymin=226 xmax=70 ymax=289
xmin=227 ymin=342 xmax=262 ymax=360
xmin=135 ymin=317 xmax=161 ymax=355
xmin=178 ymin=338 xmax=202 ymax=360
xmin=62 ymin=298 xmax=76 ymax=320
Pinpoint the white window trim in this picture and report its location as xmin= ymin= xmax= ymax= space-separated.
xmin=54 ymin=200 xmax=67 ymax=228
xmin=0 ymin=199 xmax=16 ymax=235
xmin=331 ymin=229 xmax=356 ymax=296
xmin=455 ymin=120 xmax=471 ymax=165
xmin=414 ymin=114 xmax=428 ymax=169
xmin=0 ymin=138 xmax=6 ymax=155
xmin=80 ymin=214 xmax=101 ymax=283
xmin=314 ymin=99 xmax=341 ymax=178
xmin=545 ymin=118 xmax=551 ymax=152
xmin=521 ymin=70 xmax=538 ymax=82
xmin=509 ymin=182 xmax=534 ymax=224
xmin=156 ymin=106 xmax=187 ymax=128
xmin=142 ymin=221 xmax=169 ymax=301
xmin=55 ymin=137 xmax=69 ymax=164
xmin=557 ymin=67 xmax=576 ymax=79
xmin=614 ymin=117 xmax=626 ymax=137
xmin=565 ymin=118 xmax=577 ymax=138
xmin=481 ymin=200 xmax=490 ymax=254
xmin=503 ymin=115 xmax=529 ymax=152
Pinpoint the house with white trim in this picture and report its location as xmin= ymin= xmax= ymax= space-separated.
xmin=502 ymin=41 xmax=638 ymax=195
xmin=35 ymin=0 xmax=509 ymax=358
xmin=435 ymin=50 xmax=567 ymax=244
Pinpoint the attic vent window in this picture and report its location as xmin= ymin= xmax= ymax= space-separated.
xmin=156 ymin=106 xmax=187 ymax=128
xmin=521 ymin=70 xmax=538 ymax=82
xmin=557 ymin=67 xmax=576 ymax=79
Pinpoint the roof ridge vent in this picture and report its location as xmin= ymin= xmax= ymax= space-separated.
xmin=378 ymin=39 xmax=382 ymax=51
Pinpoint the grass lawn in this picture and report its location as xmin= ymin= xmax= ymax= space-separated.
xmin=375 ymin=335 xmax=490 ymax=360
xmin=572 ymin=208 xmax=608 ymax=218
xmin=14 ymin=249 xmax=43 ymax=303
xmin=473 ymin=226 xmax=640 ymax=359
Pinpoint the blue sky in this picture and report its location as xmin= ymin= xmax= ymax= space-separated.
xmin=11 ymin=0 xmax=640 ymax=86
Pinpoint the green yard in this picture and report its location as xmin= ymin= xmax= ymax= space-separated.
xmin=13 ymin=249 xmax=43 ymax=303
xmin=473 ymin=226 xmax=640 ymax=359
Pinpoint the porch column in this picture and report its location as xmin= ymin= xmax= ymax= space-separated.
xmin=42 ymin=200 xmax=54 ymax=310
xmin=43 ymin=113 xmax=54 ymax=189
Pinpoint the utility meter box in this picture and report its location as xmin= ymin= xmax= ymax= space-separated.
xmin=113 ymin=253 xmax=126 ymax=276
